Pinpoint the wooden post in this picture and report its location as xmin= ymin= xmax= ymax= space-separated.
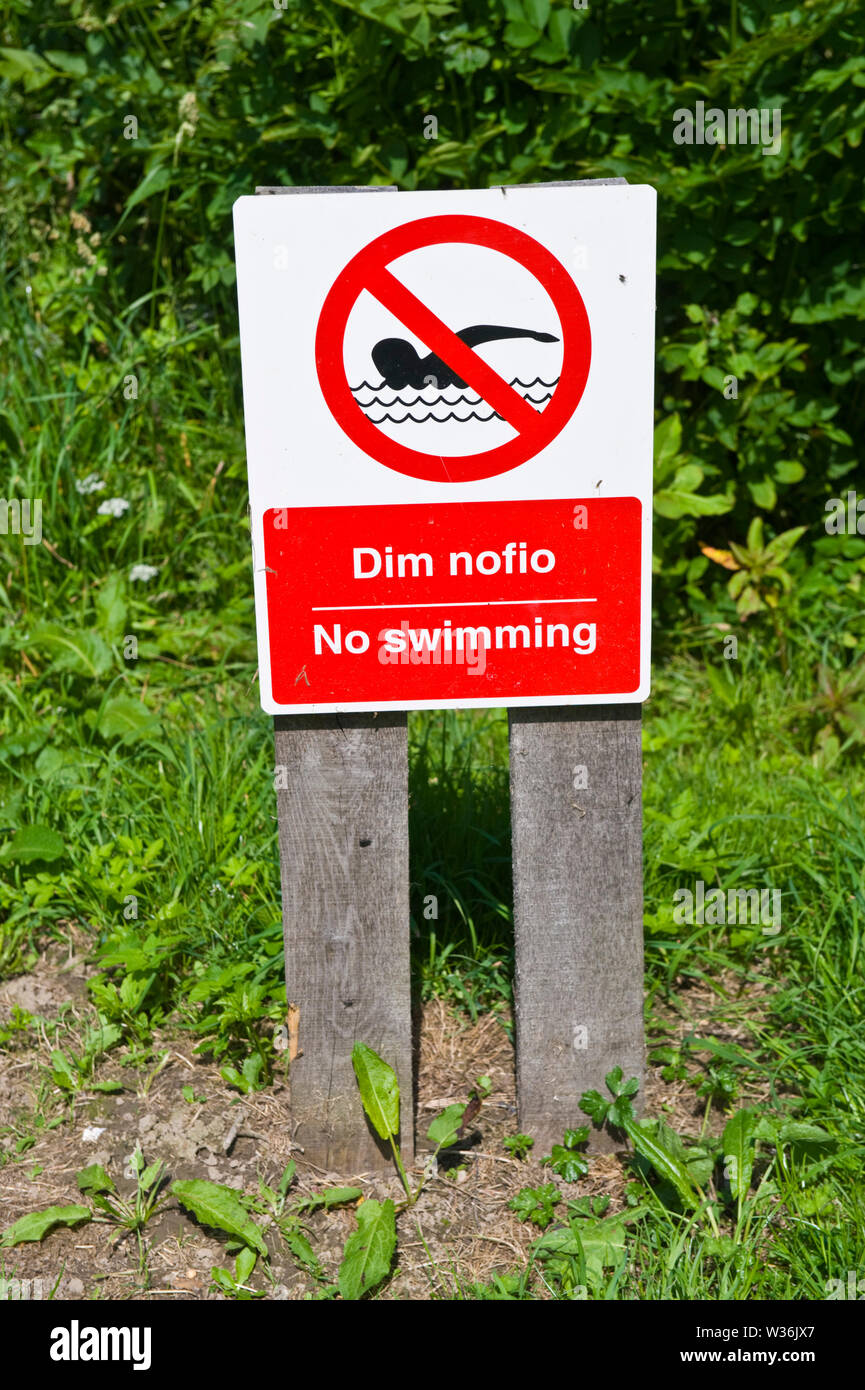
xmin=263 ymin=185 xmax=412 ymax=1175
xmin=509 ymin=706 xmax=644 ymax=1152
xmin=274 ymin=713 xmax=413 ymax=1172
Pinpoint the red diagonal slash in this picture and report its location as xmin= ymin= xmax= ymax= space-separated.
xmin=364 ymin=265 xmax=544 ymax=436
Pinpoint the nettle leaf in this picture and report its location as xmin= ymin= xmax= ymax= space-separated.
xmin=427 ymin=1103 xmax=466 ymax=1147
xmin=0 ymin=1205 xmax=91 ymax=1247
xmin=172 ymin=1180 xmax=267 ymax=1256
xmin=0 ymin=825 xmax=65 ymax=865
xmin=351 ymin=1042 xmax=400 ymax=1141
xmin=338 ymin=1198 xmax=396 ymax=1300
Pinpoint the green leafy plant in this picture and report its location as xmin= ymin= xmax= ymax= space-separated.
xmin=351 ymin=1041 xmax=410 ymax=1197
xmin=1 ymin=1150 xmax=169 ymax=1281
xmin=0 ymin=1205 xmax=91 ymax=1248
xmin=351 ymin=1041 xmax=486 ymax=1205
xmin=172 ymin=1178 xmax=267 ymax=1258
xmin=78 ymin=1153 xmax=170 ymax=1276
xmin=245 ymin=1161 xmax=361 ymax=1286
xmin=703 ymin=517 xmax=806 ymax=669
xmin=338 ymin=1198 xmax=397 ymax=1301
xmin=211 ymin=1245 xmax=263 ymax=1300
xmin=791 ymin=658 xmax=865 ymax=766
xmin=508 ymin=1182 xmax=560 ymax=1229
xmin=47 ymin=1016 xmax=124 ymax=1098
xmin=0 ymin=1005 xmax=33 ymax=1050
xmin=580 ymin=1067 xmax=640 ymax=1131
xmin=696 ymin=1062 xmax=741 ymax=1110
xmin=541 ymin=1128 xmax=590 ymax=1183
xmin=532 ymin=1206 xmax=631 ymax=1298
xmin=503 ymin=1132 xmax=534 ymax=1161
xmin=581 ymin=1071 xmax=720 ymax=1236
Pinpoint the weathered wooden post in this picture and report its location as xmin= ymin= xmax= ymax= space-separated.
xmin=233 ymin=179 xmax=655 ymax=1171
xmin=273 ymin=711 xmax=413 ymax=1172
xmin=509 ymin=706 xmax=644 ymax=1152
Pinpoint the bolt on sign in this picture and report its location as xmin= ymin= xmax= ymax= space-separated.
xmin=233 ymin=184 xmax=657 ymax=713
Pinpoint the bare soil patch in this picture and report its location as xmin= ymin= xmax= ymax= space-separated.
xmin=0 ymin=960 xmax=777 ymax=1300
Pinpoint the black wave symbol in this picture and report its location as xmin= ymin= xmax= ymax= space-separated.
xmin=366 ymin=393 xmax=555 ymax=425
xmin=350 ymin=376 xmax=560 ymax=394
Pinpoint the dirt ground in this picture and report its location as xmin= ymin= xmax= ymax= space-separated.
xmin=0 ymin=947 xmax=776 ymax=1300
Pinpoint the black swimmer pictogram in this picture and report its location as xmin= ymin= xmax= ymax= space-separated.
xmin=370 ymin=325 xmax=559 ymax=391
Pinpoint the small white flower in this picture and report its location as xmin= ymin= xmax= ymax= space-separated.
xmin=129 ymin=563 xmax=159 ymax=583
xmin=97 ymin=497 xmax=130 ymax=518
xmin=75 ymin=472 xmax=106 ymax=495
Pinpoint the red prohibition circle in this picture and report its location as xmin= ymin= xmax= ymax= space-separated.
xmin=315 ymin=214 xmax=591 ymax=484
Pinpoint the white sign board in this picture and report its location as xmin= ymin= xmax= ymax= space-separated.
xmin=233 ymin=183 xmax=656 ymax=714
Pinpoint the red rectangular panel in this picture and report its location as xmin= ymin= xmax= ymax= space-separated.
xmin=264 ymin=497 xmax=641 ymax=706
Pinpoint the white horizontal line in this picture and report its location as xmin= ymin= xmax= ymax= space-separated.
xmin=311 ymin=598 xmax=597 ymax=612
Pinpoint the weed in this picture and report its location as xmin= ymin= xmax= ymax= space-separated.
xmin=503 ymin=1133 xmax=534 ymax=1161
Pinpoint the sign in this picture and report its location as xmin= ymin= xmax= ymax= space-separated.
xmin=233 ymin=183 xmax=656 ymax=714
xmin=315 ymin=214 xmax=591 ymax=483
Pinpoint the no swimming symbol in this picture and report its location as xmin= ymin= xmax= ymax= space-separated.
xmin=315 ymin=214 xmax=592 ymax=484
